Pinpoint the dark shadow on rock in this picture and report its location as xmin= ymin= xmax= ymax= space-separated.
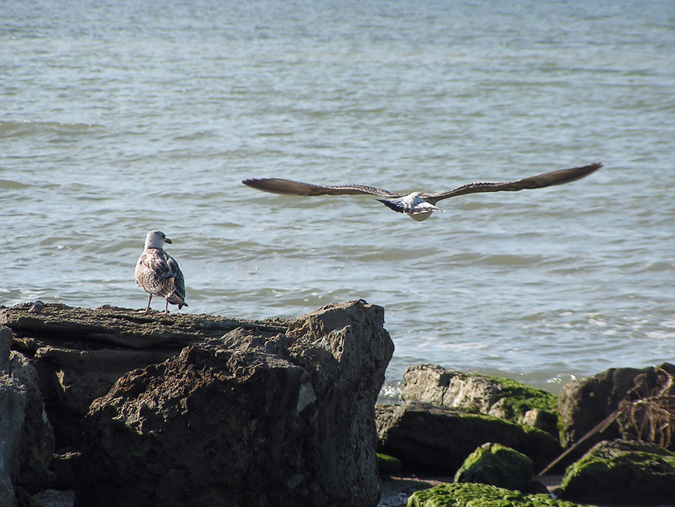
xmin=376 ymin=401 xmax=560 ymax=475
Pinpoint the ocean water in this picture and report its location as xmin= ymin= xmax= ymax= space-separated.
xmin=2 ymin=0 xmax=674 ymax=397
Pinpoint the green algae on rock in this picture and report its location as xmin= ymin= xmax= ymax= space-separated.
xmin=486 ymin=376 xmax=558 ymax=420
xmin=378 ymin=453 xmax=402 ymax=474
xmin=454 ymin=443 xmax=533 ymax=492
xmin=400 ymin=365 xmax=559 ymax=435
xmin=407 ymin=482 xmax=588 ymax=507
xmin=376 ymin=401 xmax=561 ymax=474
xmin=557 ymin=439 xmax=675 ymax=505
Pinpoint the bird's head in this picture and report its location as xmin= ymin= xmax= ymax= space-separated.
xmin=145 ymin=230 xmax=172 ymax=249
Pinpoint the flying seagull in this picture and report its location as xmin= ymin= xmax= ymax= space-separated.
xmin=135 ymin=230 xmax=188 ymax=313
xmin=243 ymin=162 xmax=602 ymax=221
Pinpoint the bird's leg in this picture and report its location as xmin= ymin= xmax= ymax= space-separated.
xmin=164 ymin=299 xmax=170 ymax=314
xmin=142 ymin=294 xmax=152 ymax=313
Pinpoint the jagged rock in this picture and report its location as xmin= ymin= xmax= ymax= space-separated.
xmin=1 ymin=326 xmax=20 ymax=507
xmin=33 ymin=347 xmax=178 ymax=447
xmin=376 ymin=401 xmax=560 ymax=474
xmin=400 ymin=364 xmax=558 ymax=434
xmin=1 ymin=303 xmax=288 ymax=449
xmin=408 ymin=482 xmax=581 ymax=507
xmin=558 ymin=363 xmax=675 ymax=453
xmin=557 ymin=439 xmax=675 ymax=505
xmin=12 ymin=353 xmax=55 ymax=492
xmin=0 ymin=326 xmax=55 ymax=506
xmin=454 ymin=443 xmax=533 ymax=492
xmin=76 ymin=300 xmax=393 ymax=507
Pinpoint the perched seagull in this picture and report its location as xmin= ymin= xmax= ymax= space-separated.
xmin=135 ymin=230 xmax=188 ymax=313
xmin=243 ymin=162 xmax=602 ymax=221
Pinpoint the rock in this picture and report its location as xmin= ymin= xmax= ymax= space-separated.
xmin=1 ymin=326 xmax=55 ymax=506
xmin=50 ymin=451 xmax=80 ymax=490
xmin=1 ymin=327 xmax=20 ymax=507
xmin=33 ymin=489 xmax=75 ymax=507
xmin=376 ymin=401 xmax=560 ymax=475
xmin=1 ymin=303 xmax=289 ymax=449
xmin=522 ymin=408 xmax=558 ymax=436
xmin=11 ymin=352 xmax=55 ymax=492
xmin=377 ymin=453 xmax=402 ymax=474
xmin=34 ymin=347 xmax=177 ymax=448
xmin=75 ymin=300 xmax=393 ymax=507
xmin=454 ymin=443 xmax=533 ymax=492
xmin=1 ymin=303 xmax=287 ymax=349
xmin=13 ymin=487 xmax=44 ymax=507
xmin=401 ymin=364 xmax=558 ymax=434
xmin=558 ymin=363 xmax=675 ymax=453
xmin=0 ymin=326 xmax=10 ymax=366
xmin=378 ymin=475 xmax=446 ymax=507
xmin=407 ymin=482 xmax=582 ymax=507
xmin=557 ymin=439 xmax=675 ymax=505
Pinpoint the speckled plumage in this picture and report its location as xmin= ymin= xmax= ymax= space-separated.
xmin=135 ymin=230 xmax=187 ymax=313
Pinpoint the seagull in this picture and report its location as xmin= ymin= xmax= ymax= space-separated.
xmin=135 ymin=230 xmax=188 ymax=313
xmin=243 ymin=162 xmax=602 ymax=221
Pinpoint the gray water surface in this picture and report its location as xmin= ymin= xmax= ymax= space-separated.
xmin=2 ymin=0 xmax=674 ymax=396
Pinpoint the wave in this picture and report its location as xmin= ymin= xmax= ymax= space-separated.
xmin=0 ymin=120 xmax=102 ymax=139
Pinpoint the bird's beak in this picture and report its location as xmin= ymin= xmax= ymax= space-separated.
xmin=165 ymin=238 xmax=173 ymax=244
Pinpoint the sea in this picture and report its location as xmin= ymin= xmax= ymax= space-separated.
xmin=2 ymin=0 xmax=674 ymax=399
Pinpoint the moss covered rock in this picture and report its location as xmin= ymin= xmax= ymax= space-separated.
xmin=486 ymin=377 xmax=557 ymax=422
xmin=378 ymin=453 xmax=402 ymax=474
xmin=401 ymin=365 xmax=558 ymax=435
xmin=454 ymin=443 xmax=533 ymax=492
xmin=377 ymin=401 xmax=561 ymax=474
xmin=407 ymin=482 xmax=586 ymax=507
xmin=558 ymin=439 xmax=675 ymax=505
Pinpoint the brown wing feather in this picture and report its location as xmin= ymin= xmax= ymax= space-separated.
xmin=242 ymin=178 xmax=399 ymax=197
xmin=423 ymin=163 xmax=602 ymax=204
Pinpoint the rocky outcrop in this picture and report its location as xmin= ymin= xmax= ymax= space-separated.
xmin=558 ymin=363 xmax=675 ymax=453
xmin=557 ymin=439 xmax=675 ymax=505
xmin=0 ymin=326 xmax=55 ymax=506
xmin=2 ymin=303 xmax=288 ymax=448
xmin=376 ymin=401 xmax=560 ymax=474
xmin=74 ymin=300 xmax=393 ymax=507
xmin=401 ymin=364 xmax=558 ymax=435
xmin=1 ymin=301 xmax=393 ymax=507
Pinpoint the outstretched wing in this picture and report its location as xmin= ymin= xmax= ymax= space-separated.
xmin=242 ymin=178 xmax=399 ymax=198
xmin=423 ymin=163 xmax=603 ymax=204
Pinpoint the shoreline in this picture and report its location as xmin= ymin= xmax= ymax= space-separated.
xmin=4 ymin=303 xmax=674 ymax=507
